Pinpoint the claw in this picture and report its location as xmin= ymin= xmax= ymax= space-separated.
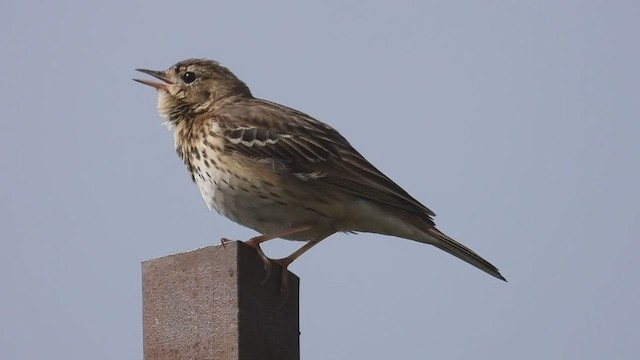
xmin=273 ymin=258 xmax=291 ymax=293
xmin=273 ymin=258 xmax=292 ymax=308
xmin=220 ymin=237 xmax=234 ymax=248
xmin=259 ymin=258 xmax=273 ymax=286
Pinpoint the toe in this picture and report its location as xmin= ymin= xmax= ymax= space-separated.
xmin=220 ymin=238 xmax=234 ymax=247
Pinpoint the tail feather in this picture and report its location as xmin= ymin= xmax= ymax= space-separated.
xmin=426 ymin=227 xmax=506 ymax=281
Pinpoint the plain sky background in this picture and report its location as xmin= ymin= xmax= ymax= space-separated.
xmin=1 ymin=1 xmax=638 ymax=359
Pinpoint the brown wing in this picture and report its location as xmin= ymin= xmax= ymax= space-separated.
xmin=217 ymin=98 xmax=436 ymax=218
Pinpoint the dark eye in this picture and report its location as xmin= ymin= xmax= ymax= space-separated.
xmin=181 ymin=71 xmax=197 ymax=84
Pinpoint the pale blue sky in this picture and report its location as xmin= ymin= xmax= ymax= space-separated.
xmin=2 ymin=1 xmax=639 ymax=359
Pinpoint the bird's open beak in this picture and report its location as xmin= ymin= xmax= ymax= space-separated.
xmin=133 ymin=69 xmax=173 ymax=90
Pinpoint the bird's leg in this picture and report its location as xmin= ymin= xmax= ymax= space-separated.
xmin=241 ymin=225 xmax=313 ymax=284
xmin=273 ymin=237 xmax=326 ymax=297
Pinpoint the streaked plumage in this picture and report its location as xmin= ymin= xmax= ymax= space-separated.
xmin=134 ymin=58 xmax=506 ymax=290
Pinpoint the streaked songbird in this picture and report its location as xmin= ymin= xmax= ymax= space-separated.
xmin=134 ymin=58 xmax=506 ymax=293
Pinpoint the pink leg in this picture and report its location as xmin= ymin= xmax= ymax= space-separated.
xmin=273 ymin=237 xmax=327 ymax=299
xmin=222 ymin=225 xmax=313 ymax=283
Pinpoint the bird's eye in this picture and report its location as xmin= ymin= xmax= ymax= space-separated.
xmin=181 ymin=71 xmax=197 ymax=84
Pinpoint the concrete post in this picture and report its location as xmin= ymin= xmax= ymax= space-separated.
xmin=142 ymin=241 xmax=300 ymax=359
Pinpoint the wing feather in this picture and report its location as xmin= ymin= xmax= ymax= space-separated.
xmin=218 ymin=98 xmax=435 ymax=218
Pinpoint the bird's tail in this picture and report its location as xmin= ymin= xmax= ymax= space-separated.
xmin=421 ymin=227 xmax=506 ymax=281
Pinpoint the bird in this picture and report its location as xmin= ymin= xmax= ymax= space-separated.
xmin=134 ymin=58 xmax=506 ymax=294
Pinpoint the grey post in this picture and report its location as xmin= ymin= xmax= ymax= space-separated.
xmin=142 ymin=241 xmax=300 ymax=360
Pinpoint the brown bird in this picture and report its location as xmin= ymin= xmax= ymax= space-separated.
xmin=134 ymin=58 xmax=505 ymax=293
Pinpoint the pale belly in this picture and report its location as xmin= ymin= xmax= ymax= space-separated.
xmin=192 ymin=162 xmax=341 ymax=241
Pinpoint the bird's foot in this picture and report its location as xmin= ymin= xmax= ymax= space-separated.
xmin=243 ymin=239 xmax=294 ymax=307
xmin=273 ymin=257 xmax=292 ymax=295
xmin=241 ymin=225 xmax=314 ymax=286
xmin=273 ymin=257 xmax=293 ymax=308
xmin=244 ymin=237 xmax=275 ymax=284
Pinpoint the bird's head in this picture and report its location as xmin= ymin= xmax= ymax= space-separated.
xmin=134 ymin=58 xmax=252 ymax=125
